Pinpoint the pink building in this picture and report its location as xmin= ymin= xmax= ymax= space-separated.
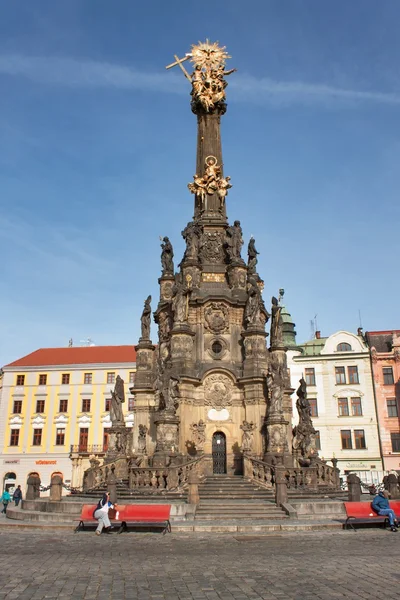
xmin=366 ymin=331 xmax=400 ymax=471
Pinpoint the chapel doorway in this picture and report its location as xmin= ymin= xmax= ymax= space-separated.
xmin=212 ymin=431 xmax=227 ymax=474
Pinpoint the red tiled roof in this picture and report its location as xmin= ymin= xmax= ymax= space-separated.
xmin=5 ymin=346 xmax=137 ymax=368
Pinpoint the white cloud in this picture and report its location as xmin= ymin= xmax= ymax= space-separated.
xmin=1 ymin=54 xmax=399 ymax=107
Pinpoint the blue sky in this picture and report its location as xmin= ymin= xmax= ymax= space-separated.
xmin=1 ymin=1 xmax=399 ymax=365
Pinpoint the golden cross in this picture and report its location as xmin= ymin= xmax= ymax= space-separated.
xmin=165 ymin=54 xmax=192 ymax=82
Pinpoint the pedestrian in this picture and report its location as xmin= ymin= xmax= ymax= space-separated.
xmin=13 ymin=485 xmax=22 ymax=507
xmin=1 ymin=490 xmax=11 ymax=513
xmin=372 ymin=489 xmax=399 ymax=532
xmin=93 ymin=491 xmax=117 ymax=535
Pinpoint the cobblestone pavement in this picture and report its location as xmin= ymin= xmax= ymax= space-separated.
xmin=0 ymin=529 xmax=398 ymax=599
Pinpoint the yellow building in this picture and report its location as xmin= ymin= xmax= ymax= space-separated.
xmin=0 ymin=345 xmax=136 ymax=495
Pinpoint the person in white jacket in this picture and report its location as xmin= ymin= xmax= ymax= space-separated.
xmin=93 ymin=492 xmax=117 ymax=535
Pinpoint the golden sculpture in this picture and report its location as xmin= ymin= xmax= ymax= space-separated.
xmin=187 ymin=156 xmax=232 ymax=211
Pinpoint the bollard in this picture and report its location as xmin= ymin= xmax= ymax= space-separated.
xmin=347 ymin=473 xmax=361 ymax=502
xmin=274 ymin=466 xmax=288 ymax=506
xmin=187 ymin=470 xmax=200 ymax=505
xmin=50 ymin=475 xmax=63 ymax=502
xmin=108 ymin=465 xmax=118 ymax=505
xmin=387 ymin=473 xmax=399 ymax=499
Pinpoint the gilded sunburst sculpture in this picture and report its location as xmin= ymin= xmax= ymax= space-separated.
xmin=189 ymin=39 xmax=231 ymax=70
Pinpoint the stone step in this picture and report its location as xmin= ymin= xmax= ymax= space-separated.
xmin=194 ymin=514 xmax=288 ymax=520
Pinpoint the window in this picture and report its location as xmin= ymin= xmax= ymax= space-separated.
xmin=107 ymin=372 xmax=115 ymax=384
xmin=79 ymin=428 xmax=88 ymax=451
xmin=105 ymin=398 xmax=111 ymax=412
xmin=348 ymin=366 xmax=359 ymax=384
xmin=59 ymin=399 xmax=68 ymax=413
xmin=305 ymin=368 xmax=316 ymax=386
xmin=38 ymin=374 xmax=47 ymax=386
xmin=61 ymin=374 xmax=70 ymax=385
xmin=82 ymin=399 xmax=91 ymax=412
xmin=84 ymin=373 xmax=92 ymax=384
xmin=32 ymin=429 xmax=42 ymax=446
xmin=36 ymin=399 xmax=45 ymax=413
xmin=335 ymin=367 xmax=346 ymax=384
xmin=56 ymin=429 xmax=65 ymax=446
xmin=314 ymin=430 xmax=321 ymax=451
xmin=16 ymin=375 xmax=25 ymax=386
xmin=129 ymin=372 xmax=136 ymax=385
xmin=383 ymin=367 xmax=394 ymax=385
xmin=309 ymin=398 xmax=318 ymax=417
xmin=391 ymin=433 xmax=400 ymax=453
xmin=354 ymin=429 xmax=366 ymax=449
xmin=351 ymin=397 xmax=363 ymax=416
xmin=10 ymin=429 xmax=20 ymax=446
xmin=338 ymin=398 xmax=349 ymax=416
xmin=13 ymin=400 xmax=22 ymax=414
xmin=337 ymin=343 xmax=352 ymax=352
xmin=128 ymin=397 xmax=135 ymax=411
xmin=341 ymin=430 xmax=352 ymax=449
xmin=387 ymin=398 xmax=398 ymax=418
xmin=103 ymin=430 xmax=109 ymax=452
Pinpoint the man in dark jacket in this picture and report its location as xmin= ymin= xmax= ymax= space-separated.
xmin=93 ymin=492 xmax=117 ymax=535
xmin=13 ymin=486 xmax=22 ymax=507
xmin=372 ymin=490 xmax=398 ymax=532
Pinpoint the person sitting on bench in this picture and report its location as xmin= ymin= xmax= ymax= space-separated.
xmin=372 ymin=490 xmax=398 ymax=532
xmin=93 ymin=492 xmax=117 ymax=536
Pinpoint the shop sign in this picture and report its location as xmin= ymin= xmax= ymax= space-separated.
xmin=3 ymin=459 xmax=20 ymax=464
xmin=35 ymin=460 xmax=57 ymax=465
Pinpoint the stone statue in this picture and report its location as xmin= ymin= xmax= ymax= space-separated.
xmin=265 ymin=366 xmax=284 ymax=416
xmin=247 ymin=237 xmax=259 ymax=273
xmin=225 ymin=220 xmax=244 ymax=262
xmin=158 ymin=309 xmax=173 ymax=341
xmin=140 ymin=295 xmax=152 ymax=340
xmin=240 ymin=420 xmax=256 ymax=452
xmin=110 ymin=375 xmax=125 ymax=426
xmin=172 ymin=277 xmax=188 ymax=324
xmin=115 ymin=431 xmax=127 ymax=453
xmin=244 ymin=278 xmax=265 ymax=329
xmin=190 ymin=420 xmax=206 ymax=451
xmin=161 ymin=236 xmax=174 ymax=275
xmin=181 ymin=220 xmax=201 ymax=262
xmin=165 ymin=376 xmax=180 ymax=414
xmin=138 ymin=424 xmax=148 ymax=453
xmin=292 ymin=377 xmax=317 ymax=462
xmin=270 ymin=296 xmax=283 ymax=347
xmin=217 ymin=176 xmax=232 ymax=209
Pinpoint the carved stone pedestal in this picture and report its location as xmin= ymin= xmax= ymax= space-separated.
xmin=227 ymin=263 xmax=247 ymax=293
xmin=242 ymin=329 xmax=268 ymax=377
xmin=264 ymin=414 xmax=291 ymax=466
xmin=105 ymin=425 xmax=132 ymax=463
xmin=153 ymin=412 xmax=180 ymax=467
xmin=170 ymin=324 xmax=195 ymax=371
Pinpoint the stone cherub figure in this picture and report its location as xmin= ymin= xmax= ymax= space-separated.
xmin=110 ymin=375 xmax=125 ymax=426
xmin=140 ymin=295 xmax=152 ymax=340
xmin=161 ymin=236 xmax=174 ymax=275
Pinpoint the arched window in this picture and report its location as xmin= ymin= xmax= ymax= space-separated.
xmin=337 ymin=342 xmax=352 ymax=352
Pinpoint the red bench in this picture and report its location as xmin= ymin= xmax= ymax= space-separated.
xmin=74 ymin=504 xmax=171 ymax=534
xmin=344 ymin=501 xmax=400 ymax=531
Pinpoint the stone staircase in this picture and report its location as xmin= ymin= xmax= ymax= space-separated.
xmin=195 ymin=475 xmax=287 ymax=521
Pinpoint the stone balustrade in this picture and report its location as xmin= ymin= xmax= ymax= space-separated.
xmin=129 ymin=456 xmax=206 ymax=492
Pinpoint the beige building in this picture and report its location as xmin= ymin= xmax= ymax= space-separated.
xmin=288 ymin=330 xmax=383 ymax=481
xmin=0 ymin=345 xmax=136 ymax=494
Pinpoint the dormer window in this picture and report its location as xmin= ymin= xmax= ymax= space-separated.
xmin=337 ymin=343 xmax=352 ymax=352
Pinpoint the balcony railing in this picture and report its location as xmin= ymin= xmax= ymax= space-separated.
xmin=70 ymin=444 xmax=107 ymax=454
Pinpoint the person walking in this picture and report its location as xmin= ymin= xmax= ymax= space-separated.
xmin=93 ymin=492 xmax=117 ymax=535
xmin=372 ymin=490 xmax=399 ymax=532
xmin=1 ymin=490 xmax=11 ymax=514
xmin=13 ymin=485 xmax=22 ymax=507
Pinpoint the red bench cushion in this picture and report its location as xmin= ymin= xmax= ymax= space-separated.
xmin=344 ymin=502 xmax=384 ymax=518
xmin=78 ymin=504 xmax=171 ymax=523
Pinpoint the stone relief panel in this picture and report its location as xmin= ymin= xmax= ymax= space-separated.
xmin=204 ymin=302 xmax=230 ymax=334
xmin=203 ymin=373 xmax=234 ymax=410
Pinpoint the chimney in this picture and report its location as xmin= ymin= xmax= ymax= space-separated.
xmin=315 ymin=331 xmax=321 ymax=339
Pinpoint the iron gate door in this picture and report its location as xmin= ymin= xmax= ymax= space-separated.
xmin=212 ymin=432 xmax=227 ymax=474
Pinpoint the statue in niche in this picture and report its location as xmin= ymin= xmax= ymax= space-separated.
xmin=225 ymin=220 xmax=244 ymax=262
xmin=158 ymin=309 xmax=173 ymax=341
xmin=190 ymin=420 xmax=206 ymax=451
xmin=247 ymin=237 xmax=259 ymax=273
xmin=115 ymin=431 xmax=127 ymax=454
xmin=172 ymin=276 xmax=189 ymax=324
xmin=181 ymin=220 xmax=201 ymax=262
xmin=160 ymin=236 xmax=174 ymax=275
xmin=244 ymin=278 xmax=265 ymax=329
xmin=240 ymin=420 xmax=256 ymax=452
xmin=165 ymin=376 xmax=180 ymax=414
xmin=292 ymin=377 xmax=317 ymax=461
xmin=140 ymin=295 xmax=152 ymax=340
xmin=270 ymin=296 xmax=283 ymax=347
xmin=265 ymin=366 xmax=284 ymax=416
xmin=110 ymin=375 xmax=125 ymax=426
xmin=138 ymin=424 xmax=148 ymax=453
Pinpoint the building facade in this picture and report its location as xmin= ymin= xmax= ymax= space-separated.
xmin=0 ymin=346 xmax=136 ymax=494
xmin=365 ymin=330 xmax=400 ymax=472
xmin=288 ymin=330 xmax=383 ymax=480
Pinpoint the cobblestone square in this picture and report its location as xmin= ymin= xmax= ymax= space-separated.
xmin=0 ymin=529 xmax=396 ymax=599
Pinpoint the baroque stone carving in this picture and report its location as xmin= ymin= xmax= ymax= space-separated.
xmin=244 ymin=336 xmax=266 ymax=359
xmin=190 ymin=420 xmax=206 ymax=450
xmin=225 ymin=220 xmax=244 ymax=263
xmin=171 ymin=334 xmax=194 ymax=359
xmin=110 ymin=375 xmax=125 ymax=426
xmin=240 ymin=420 xmax=256 ymax=452
xmin=270 ymin=296 xmax=283 ymax=347
xmin=172 ymin=276 xmax=189 ymax=324
xmin=265 ymin=365 xmax=284 ymax=416
xmin=181 ymin=220 xmax=202 ymax=263
xmin=204 ymin=302 xmax=229 ymax=334
xmin=227 ymin=266 xmax=247 ymax=289
xmin=247 ymin=237 xmax=259 ymax=274
xmin=199 ymin=230 xmax=225 ymax=264
xmin=203 ymin=373 xmax=233 ymax=409
xmin=292 ymin=378 xmax=318 ymax=463
xmin=244 ymin=278 xmax=267 ymax=329
xmin=138 ymin=424 xmax=148 ymax=453
xmin=140 ymin=295 xmax=152 ymax=340
xmin=160 ymin=236 xmax=174 ymax=275
xmin=188 ymin=157 xmax=232 ymax=212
